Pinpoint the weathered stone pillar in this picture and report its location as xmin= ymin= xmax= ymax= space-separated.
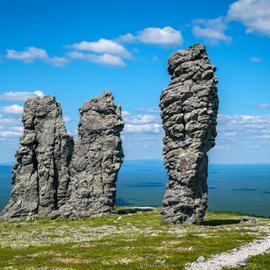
xmin=60 ymin=91 xmax=124 ymax=218
xmin=1 ymin=96 xmax=73 ymax=219
xmin=160 ymin=44 xmax=219 ymax=224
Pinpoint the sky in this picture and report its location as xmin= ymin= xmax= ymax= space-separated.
xmin=0 ymin=0 xmax=270 ymax=164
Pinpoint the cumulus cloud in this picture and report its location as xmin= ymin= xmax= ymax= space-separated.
xmin=63 ymin=115 xmax=72 ymax=123
xmin=0 ymin=130 xmax=22 ymax=138
xmin=0 ymin=90 xmax=44 ymax=101
xmin=228 ymin=0 xmax=270 ymax=36
xmin=70 ymin=38 xmax=131 ymax=58
xmin=123 ymin=112 xmax=270 ymax=142
xmin=117 ymin=33 xmax=137 ymax=43
xmin=192 ymin=0 xmax=270 ymax=42
xmin=6 ymin=47 xmax=68 ymax=67
xmin=192 ymin=17 xmax=232 ymax=44
xmin=7 ymin=47 xmax=48 ymax=62
xmin=0 ymin=105 xmax=23 ymax=114
xmin=217 ymin=114 xmax=270 ymax=143
xmin=124 ymin=123 xmax=161 ymax=133
xmin=46 ymin=56 xmax=69 ymax=67
xmin=0 ymin=117 xmax=18 ymax=124
xmin=119 ymin=26 xmax=183 ymax=46
xmin=67 ymin=51 xmax=125 ymax=67
xmin=127 ymin=114 xmax=157 ymax=125
xmin=0 ymin=114 xmax=23 ymax=139
xmin=123 ymin=111 xmax=162 ymax=134
xmin=137 ymin=27 xmax=183 ymax=46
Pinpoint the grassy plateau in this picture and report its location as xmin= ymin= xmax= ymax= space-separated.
xmin=0 ymin=209 xmax=269 ymax=270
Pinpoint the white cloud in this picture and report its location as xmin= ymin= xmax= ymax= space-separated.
xmin=63 ymin=115 xmax=72 ymax=123
xmin=0 ymin=90 xmax=44 ymax=101
xmin=0 ymin=115 xmax=23 ymax=138
xmin=192 ymin=17 xmax=232 ymax=44
xmin=118 ymin=26 xmax=183 ymax=47
xmin=124 ymin=123 xmax=161 ymax=133
xmin=228 ymin=0 xmax=270 ymax=36
xmin=121 ymin=111 xmax=131 ymax=119
xmin=9 ymin=126 xmax=24 ymax=132
xmin=217 ymin=114 xmax=270 ymax=142
xmin=70 ymin=38 xmax=131 ymax=58
xmin=127 ymin=114 xmax=157 ymax=125
xmin=250 ymin=56 xmax=262 ymax=63
xmin=138 ymin=27 xmax=183 ymax=46
xmin=0 ymin=117 xmax=17 ymax=124
xmin=6 ymin=47 xmax=68 ymax=67
xmin=0 ymin=130 xmax=22 ymax=138
xmin=46 ymin=56 xmax=69 ymax=67
xmin=0 ymin=105 xmax=23 ymax=114
xmin=117 ymin=33 xmax=137 ymax=43
xmin=123 ymin=112 xmax=270 ymax=140
xmin=123 ymin=111 xmax=162 ymax=134
xmin=7 ymin=47 xmax=48 ymax=62
xmin=68 ymin=51 xmax=125 ymax=67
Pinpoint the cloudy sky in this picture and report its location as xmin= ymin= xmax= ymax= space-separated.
xmin=0 ymin=0 xmax=270 ymax=164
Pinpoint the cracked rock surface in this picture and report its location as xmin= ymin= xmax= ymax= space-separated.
xmin=59 ymin=91 xmax=124 ymax=218
xmin=160 ymin=44 xmax=219 ymax=224
xmin=1 ymin=92 xmax=124 ymax=220
xmin=1 ymin=96 xmax=73 ymax=219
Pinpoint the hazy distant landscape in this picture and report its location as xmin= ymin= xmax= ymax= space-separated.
xmin=1 ymin=160 xmax=270 ymax=217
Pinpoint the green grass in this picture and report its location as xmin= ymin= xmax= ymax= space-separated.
xmin=0 ymin=210 xmax=269 ymax=270
xmin=238 ymin=253 xmax=270 ymax=270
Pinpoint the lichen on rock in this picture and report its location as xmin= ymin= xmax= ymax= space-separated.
xmin=1 ymin=91 xmax=124 ymax=220
xmin=1 ymin=96 xmax=73 ymax=219
xmin=160 ymin=44 xmax=219 ymax=224
xmin=58 ymin=91 xmax=124 ymax=218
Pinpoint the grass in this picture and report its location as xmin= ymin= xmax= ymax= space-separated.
xmin=0 ymin=209 xmax=269 ymax=270
xmin=236 ymin=253 xmax=270 ymax=270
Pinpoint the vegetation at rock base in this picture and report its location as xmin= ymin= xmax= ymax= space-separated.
xmin=0 ymin=209 xmax=269 ymax=270
xmin=229 ymin=254 xmax=270 ymax=270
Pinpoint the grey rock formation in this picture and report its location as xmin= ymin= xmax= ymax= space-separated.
xmin=1 ymin=96 xmax=73 ymax=219
xmin=59 ymin=91 xmax=124 ymax=218
xmin=1 ymin=91 xmax=124 ymax=220
xmin=160 ymin=44 xmax=219 ymax=224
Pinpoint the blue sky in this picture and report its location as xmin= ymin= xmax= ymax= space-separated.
xmin=0 ymin=0 xmax=270 ymax=164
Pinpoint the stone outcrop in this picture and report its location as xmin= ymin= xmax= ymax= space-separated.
xmin=160 ymin=44 xmax=219 ymax=224
xmin=1 ymin=96 xmax=73 ymax=219
xmin=1 ymin=91 xmax=124 ymax=220
xmin=1 ymin=92 xmax=124 ymax=220
xmin=58 ymin=91 xmax=124 ymax=218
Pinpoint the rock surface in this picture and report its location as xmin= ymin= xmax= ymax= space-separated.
xmin=1 ymin=96 xmax=73 ymax=219
xmin=160 ymin=44 xmax=219 ymax=224
xmin=1 ymin=92 xmax=124 ymax=220
xmin=186 ymin=234 xmax=270 ymax=270
xmin=58 ymin=91 xmax=124 ymax=218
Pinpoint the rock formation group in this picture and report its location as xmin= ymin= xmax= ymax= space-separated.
xmin=1 ymin=92 xmax=123 ymax=220
xmin=1 ymin=44 xmax=218 ymax=224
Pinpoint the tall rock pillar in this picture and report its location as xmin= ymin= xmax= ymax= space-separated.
xmin=160 ymin=44 xmax=219 ymax=224
xmin=60 ymin=91 xmax=124 ymax=218
xmin=1 ymin=96 xmax=73 ymax=219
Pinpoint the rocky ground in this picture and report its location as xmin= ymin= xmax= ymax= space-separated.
xmin=0 ymin=209 xmax=269 ymax=269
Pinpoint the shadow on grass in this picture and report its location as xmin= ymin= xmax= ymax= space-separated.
xmin=117 ymin=207 xmax=155 ymax=215
xmin=202 ymin=219 xmax=241 ymax=226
